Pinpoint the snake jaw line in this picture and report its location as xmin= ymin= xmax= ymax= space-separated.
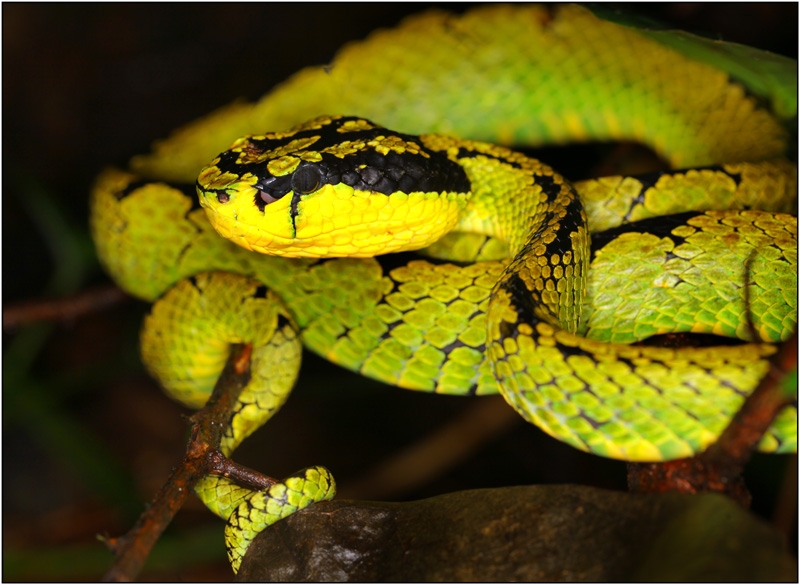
xmin=203 ymin=172 xmax=472 ymax=258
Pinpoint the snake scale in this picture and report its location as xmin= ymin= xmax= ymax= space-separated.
xmin=90 ymin=5 xmax=797 ymax=573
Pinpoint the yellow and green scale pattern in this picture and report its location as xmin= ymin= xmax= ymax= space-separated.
xmin=89 ymin=4 xmax=797 ymax=573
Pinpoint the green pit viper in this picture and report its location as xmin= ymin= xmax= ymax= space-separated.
xmin=90 ymin=5 xmax=798 ymax=573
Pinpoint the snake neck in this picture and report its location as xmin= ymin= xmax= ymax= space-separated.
xmin=424 ymin=135 xmax=590 ymax=332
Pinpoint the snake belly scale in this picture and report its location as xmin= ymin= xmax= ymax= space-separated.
xmin=89 ymin=4 xmax=797 ymax=573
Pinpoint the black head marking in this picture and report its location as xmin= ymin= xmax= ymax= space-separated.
xmin=208 ymin=116 xmax=471 ymax=214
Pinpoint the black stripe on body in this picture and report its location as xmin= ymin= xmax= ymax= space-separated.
xmin=589 ymin=211 xmax=700 ymax=262
xmin=618 ymin=166 xmax=742 ymax=223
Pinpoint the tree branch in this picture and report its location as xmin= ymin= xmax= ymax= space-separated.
xmin=101 ymin=343 xmax=277 ymax=582
xmin=3 ymin=284 xmax=130 ymax=330
xmin=628 ymin=334 xmax=797 ymax=506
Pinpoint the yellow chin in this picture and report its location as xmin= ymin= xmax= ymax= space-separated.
xmin=203 ymin=183 xmax=469 ymax=258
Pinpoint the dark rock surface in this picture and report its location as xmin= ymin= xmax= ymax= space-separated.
xmin=236 ymin=484 xmax=797 ymax=581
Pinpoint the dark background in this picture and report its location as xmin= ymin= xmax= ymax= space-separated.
xmin=3 ymin=4 xmax=797 ymax=581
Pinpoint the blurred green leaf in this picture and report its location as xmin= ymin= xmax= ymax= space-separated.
xmin=4 ymin=525 xmax=226 ymax=580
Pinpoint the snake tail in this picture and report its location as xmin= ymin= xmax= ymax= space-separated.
xmin=139 ymin=271 xmax=336 ymax=566
xmin=225 ymin=465 xmax=336 ymax=573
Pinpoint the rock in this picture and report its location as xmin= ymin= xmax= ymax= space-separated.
xmin=236 ymin=484 xmax=796 ymax=582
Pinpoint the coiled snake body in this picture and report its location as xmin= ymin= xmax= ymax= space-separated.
xmin=91 ymin=5 xmax=797 ymax=572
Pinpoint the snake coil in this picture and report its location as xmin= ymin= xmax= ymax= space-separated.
xmin=91 ymin=5 xmax=797 ymax=573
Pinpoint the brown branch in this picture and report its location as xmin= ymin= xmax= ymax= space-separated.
xmin=206 ymin=450 xmax=277 ymax=491
xmin=101 ymin=343 xmax=278 ymax=582
xmin=3 ymin=284 xmax=130 ymax=330
xmin=628 ymin=334 xmax=797 ymax=507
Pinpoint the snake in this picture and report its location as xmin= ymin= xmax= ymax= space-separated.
xmin=89 ymin=5 xmax=798 ymax=573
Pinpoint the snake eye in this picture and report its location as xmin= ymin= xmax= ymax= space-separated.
xmin=291 ymin=165 xmax=323 ymax=194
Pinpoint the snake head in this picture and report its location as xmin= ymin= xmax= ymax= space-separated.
xmin=196 ymin=115 xmax=471 ymax=258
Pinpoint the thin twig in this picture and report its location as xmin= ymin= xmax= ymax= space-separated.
xmin=3 ymin=284 xmax=130 ymax=330
xmin=206 ymin=451 xmax=277 ymax=491
xmin=704 ymin=334 xmax=796 ymax=465
xmin=101 ymin=343 xmax=277 ymax=582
